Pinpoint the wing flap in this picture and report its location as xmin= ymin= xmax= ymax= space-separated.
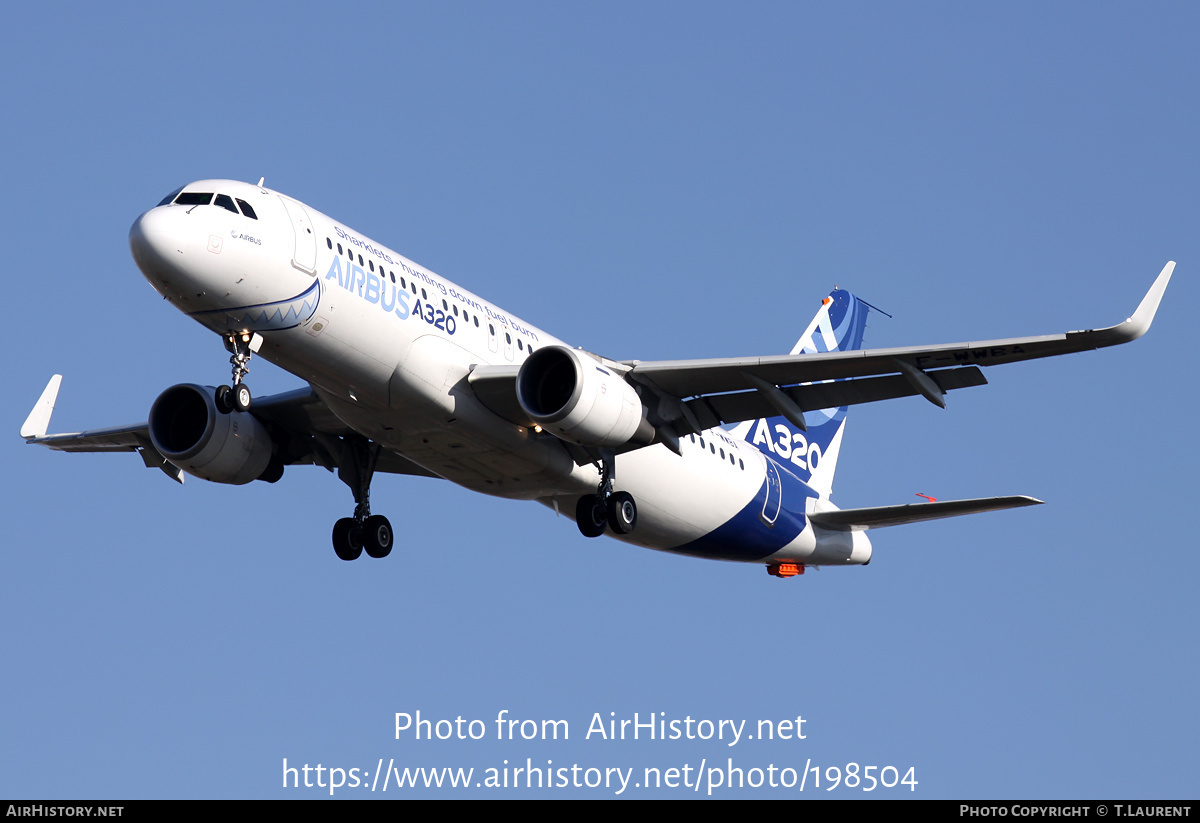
xmin=809 ymin=495 xmax=1044 ymax=531
xmin=687 ymin=365 xmax=987 ymax=431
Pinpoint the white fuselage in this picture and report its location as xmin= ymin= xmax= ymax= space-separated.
xmin=129 ymin=179 xmax=871 ymax=567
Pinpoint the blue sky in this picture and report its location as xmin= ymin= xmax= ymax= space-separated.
xmin=3 ymin=2 xmax=1197 ymax=798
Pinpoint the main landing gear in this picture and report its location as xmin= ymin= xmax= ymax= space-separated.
xmin=332 ymin=513 xmax=393 ymax=562
xmin=575 ymin=450 xmax=638 ymax=538
xmin=214 ymin=332 xmax=261 ymax=414
xmin=332 ymin=436 xmax=394 ymax=561
xmin=206 ymin=332 xmax=395 ymax=562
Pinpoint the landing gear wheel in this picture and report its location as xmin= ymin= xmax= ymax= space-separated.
xmin=607 ymin=491 xmax=637 ymax=534
xmin=576 ymin=494 xmax=608 ymax=538
xmin=332 ymin=517 xmax=364 ymax=561
xmin=363 ymin=514 xmax=393 ymax=558
xmin=215 ymin=385 xmax=234 ymax=414
xmin=232 ymin=383 xmax=252 ymax=412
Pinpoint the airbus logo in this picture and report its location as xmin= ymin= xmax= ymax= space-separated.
xmin=751 ymin=419 xmax=823 ymax=473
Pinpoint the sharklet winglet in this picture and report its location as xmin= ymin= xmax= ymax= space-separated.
xmin=21 ymin=374 xmax=63 ymax=439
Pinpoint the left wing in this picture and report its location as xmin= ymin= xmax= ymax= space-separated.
xmin=22 ymin=378 xmax=438 ymax=482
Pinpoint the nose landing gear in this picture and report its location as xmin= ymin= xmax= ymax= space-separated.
xmin=215 ymin=332 xmax=261 ymax=414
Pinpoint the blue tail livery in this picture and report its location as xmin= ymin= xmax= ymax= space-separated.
xmin=730 ymin=287 xmax=872 ymax=500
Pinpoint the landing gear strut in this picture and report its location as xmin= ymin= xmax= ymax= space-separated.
xmin=215 ymin=332 xmax=261 ymax=414
xmin=332 ymin=436 xmax=394 ymax=561
xmin=575 ymin=449 xmax=638 ymax=538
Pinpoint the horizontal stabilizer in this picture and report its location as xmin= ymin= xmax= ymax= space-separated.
xmin=809 ymin=495 xmax=1044 ymax=531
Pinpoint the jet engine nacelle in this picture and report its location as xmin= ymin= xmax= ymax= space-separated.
xmin=515 ymin=346 xmax=655 ymax=448
xmin=148 ymin=384 xmax=280 ymax=484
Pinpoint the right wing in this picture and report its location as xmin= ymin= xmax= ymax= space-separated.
xmin=625 ymin=262 xmax=1174 ymax=432
xmin=468 ymin=262 xmax=1174 ymax=442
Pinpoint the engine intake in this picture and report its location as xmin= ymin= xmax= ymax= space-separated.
xmin=516 ymin=346 xmax=654 ymax=448
xmin=148 ymin=384 xmax=279 ymax=484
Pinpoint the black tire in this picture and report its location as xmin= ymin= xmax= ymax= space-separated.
xmin=332 ymin=517 xmax=363 ymax=561
xmin=257 ymin=459 xmax=284 ymax=484
xmin=233 ymin=383 xmax=252 ymax=412
xmin=215 ymin=385 xmax=234 ymax=414
xmin=576 ymin=494 xmax=607 ymax=538
xmin=607 ymin=491 xmax=637 ymax=534
xmin=363 ymin=514 xmax=393 ymax=558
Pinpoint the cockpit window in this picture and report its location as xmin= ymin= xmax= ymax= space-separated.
xmin=157 ymin=186 xmax=185 ymax=206
xmin=174 ymin=191 xmax=213 ymax=206
xmin=214 ymin=194 xmax=239 ymax=214
xmin=160 ymin=188 xmax=258 ymax=219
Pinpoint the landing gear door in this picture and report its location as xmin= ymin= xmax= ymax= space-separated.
xmin=760 ymin=458 xmax=782 ymax=527
xmin=279 ymin=196 xmax=317 ymax=275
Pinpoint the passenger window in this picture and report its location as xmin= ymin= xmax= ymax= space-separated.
xmin=235 ymin=198 xmax=258 ymax=219
xmin=214 ymin=194 xmax=239 ymax=214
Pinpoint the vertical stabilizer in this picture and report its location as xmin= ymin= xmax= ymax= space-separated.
xmin=730 ymin=289 xmax=873 ymax=498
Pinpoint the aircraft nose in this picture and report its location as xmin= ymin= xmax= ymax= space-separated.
xmin=129 ymin=206 xmax=189 ymax=280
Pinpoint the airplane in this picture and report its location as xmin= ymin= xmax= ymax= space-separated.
xmin=21 ymin=179 xmax=1175 ymax=576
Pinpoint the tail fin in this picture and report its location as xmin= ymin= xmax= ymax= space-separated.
xmin=730 ymin=288 xmax=873 ymax=499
